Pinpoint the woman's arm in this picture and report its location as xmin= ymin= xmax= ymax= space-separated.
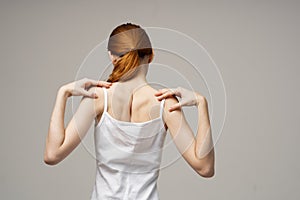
xmin=156 ymin=87 xmax=215 ymax=178
xmin=43 ymin=78 xmax=111 ymax=165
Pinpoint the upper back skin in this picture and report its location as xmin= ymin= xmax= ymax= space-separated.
xmin=93 ymin=82 xmax=168 ymax=129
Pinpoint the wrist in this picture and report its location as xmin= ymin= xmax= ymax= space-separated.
xmin=195 ymin=93 xmax=207 ymax=107
xmin=58 ymin=86 xmax=71 ymax=99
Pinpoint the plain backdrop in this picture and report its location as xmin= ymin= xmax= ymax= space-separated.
xmin=0 ymin=0 xmax=299 ymax=199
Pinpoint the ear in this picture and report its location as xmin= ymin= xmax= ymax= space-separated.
xmin=148 ymin=51 xmax=154 ymax=63
xmin=108 ymin=51 xmax=120 ymax=65
xmin=108 ymin=51 xmax=114 ymax=61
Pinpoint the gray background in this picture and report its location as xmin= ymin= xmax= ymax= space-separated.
xmin=0 ymin=0 xmax=299 ymax=199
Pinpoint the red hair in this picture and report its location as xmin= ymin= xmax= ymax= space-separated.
xmin=107 ymin=23 xmax=153 ymax=82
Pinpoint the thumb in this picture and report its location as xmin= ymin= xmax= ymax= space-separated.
xmin=169 ymin=102 xmax=182 ymax=112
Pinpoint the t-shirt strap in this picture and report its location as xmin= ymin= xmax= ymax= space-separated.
xmin=159 ymin=98 xmax=166 ymax=118
xmin=102 ymin=87 xmax=108 ymax=113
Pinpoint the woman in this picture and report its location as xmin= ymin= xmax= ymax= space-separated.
xmin=44 ymin=23 xmax=215 ymax=199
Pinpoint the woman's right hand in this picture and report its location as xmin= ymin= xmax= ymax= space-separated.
xmin=155 ymin=87 xmax=206 ymax=112
xmin=61 ymin=78 xmax=112 ymax=98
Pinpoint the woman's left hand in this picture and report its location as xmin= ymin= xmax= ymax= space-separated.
xmin=155 ymin=87 xmax=205 ymax=111
xmin=61 ymin=78 xmax=112 ymax=98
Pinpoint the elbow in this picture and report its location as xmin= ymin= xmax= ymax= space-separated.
xmin=196 ymin=166 xmax=215 ymax=178
xmin=194 ymin=148 xmax=215 ymax=178
xmin=44 ymin=152 xmax=59 ymax=166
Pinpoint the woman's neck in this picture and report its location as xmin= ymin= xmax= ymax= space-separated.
xmin=119 ymin=63 xmax=148 ymax=84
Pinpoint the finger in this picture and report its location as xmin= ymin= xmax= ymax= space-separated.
xmin=155 ymin=88 xmax=173 ymax=96
xmin=154 ymin=88 xmax=171 ymax=96
xmin=171 ymin=88 xmax=182 ymax=97
xmin=156 ymin=89 xmax=177 ymax=100
xmin=156 ymin=91 xmax=173 ymax=100
xmin=157 ymin=88 xmax=181 ymax=95
xmin=154 ymin=91 xmax=163 ymax=96
xmin=169 ymin=102 xmax=182 ymax=112
xmin=97 ymin=80 xmax=112 ymax=87
xmin=81 ymin=89 xmax=98 ymax=98
xmin=84 ymin=79 xmax=98 ymax=87
xmin=86 ymin=79 xmax=112 ymax=88
xmin=156 ymin=94 xmax=171 ymax=101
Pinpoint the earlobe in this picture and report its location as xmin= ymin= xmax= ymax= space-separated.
xmin=108 ymin=51 xmax=113 ymax=60
xmin=149 ymin=53 xmax=154 ymax=63
xmin=108 ymin=51 xmax=119 ymax=64
xmin=112 ymin=58 xmax=118 ymax=65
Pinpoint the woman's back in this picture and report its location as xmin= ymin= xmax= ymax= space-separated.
xmin=91 ymin=82 xmax=167 ymax=200
xmin=95 ymin=82 xmax=167 ymax=127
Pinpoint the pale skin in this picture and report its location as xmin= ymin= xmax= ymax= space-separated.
xmin=44 ymin=52 xmax=215 ymax=178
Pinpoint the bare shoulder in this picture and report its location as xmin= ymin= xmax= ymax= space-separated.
xmin=147 ymin=86 xmax=182 ymax=112
xmin=86 ymin=86 xmax=105 ymax=116
xmin=162 ymin=95 xmax=183 ymax=124
xmin=143 ymin=85 xmax=159 ymax=95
